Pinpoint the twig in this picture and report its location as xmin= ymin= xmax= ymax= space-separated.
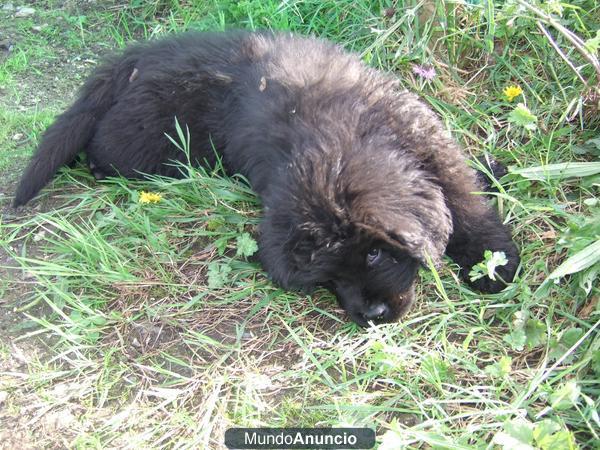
xmin=537 ymin=23 xmax=588 ymax=85
xmin=516 ymin=0 xmax=600 ymax=84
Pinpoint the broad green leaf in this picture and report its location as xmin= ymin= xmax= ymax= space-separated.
xmin=504 ymin=310 xmax=528 ymax=350
xmin=584 ymin=30 xmax=600 ymax=53
xmin=207 ymin=261 xmax=232 ymax=289
xmin=547 ymin=240 xmax=600 ymax=281
xmin=420 ymin=352 xmax=454 ymax=383
xmin=549 ymin=381 xmax=581 ymax=410
xmin=504 ymin=329 xmax=526 ymax=351
xmin=485 ymin=355 xmax=512 ymax=378
xmin=493 ymin=418 xmax=534 ymax=449
xmin=508 ymin=103 xmax=537 ymax=131
xmin=537 ymin=430 xmax=577 ymax=450
xmin=572 ymin=137 xmax=600 ymax=156
xmin=532 ymin=420 xmax=576 ymax=450
xmin=503 ymin=311 xmax=546 ymax=350
xmin=548 ymin=328 xmax=584 ymax=363
xmin=525 ymin=318 xmax=547 ymax=349
xmin=533 ymin=419 xmax=561 ymax=444
xmin=214 ymin=236 xmax=229 ymax=255
xmin=206 ymin=217 xmax=225 ymax=231
xmin=236 ymin=232 xmax=258 ymax=258
xmin=510 ymin=162 xmax=600 ymax=180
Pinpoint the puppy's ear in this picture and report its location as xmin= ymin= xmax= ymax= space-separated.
xmin=285 ymin=226 xmax=318 ymax=266
xmin=285 ymin=222 xmax=342 ymax=266
xmin=385 ymin=216 xmax=451 ymax=266
xmin=355 ymin=188 xmax=453 ymax=266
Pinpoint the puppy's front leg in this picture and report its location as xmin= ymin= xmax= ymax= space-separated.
xmin=425 ymin=145 xmax=519 ymax=292
xmin=389 ymin=92 xmax=519 ymax=291
xmin=444 ymin=195 xmax=519 ymax=293
xmin=430 ymin=150 xmax=519 ymax=292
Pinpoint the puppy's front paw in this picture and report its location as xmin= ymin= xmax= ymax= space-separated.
xmin=467 ymin=244 xmax=520 ymax=293
xmin=475 ymin=154 xmax=508 ymax=192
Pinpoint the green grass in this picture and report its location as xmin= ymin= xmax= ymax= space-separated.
xmin=0 ymin=0 xmax=598 ymax=448
xmin=0 ymin=109 xmax=54 ymax=173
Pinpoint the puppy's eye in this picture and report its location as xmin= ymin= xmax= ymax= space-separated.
xmin=366 ymin=247 xmax=381 ymax=266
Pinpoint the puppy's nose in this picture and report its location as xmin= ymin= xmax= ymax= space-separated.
xmin=363 ymin=303 xmax=389 ymax=321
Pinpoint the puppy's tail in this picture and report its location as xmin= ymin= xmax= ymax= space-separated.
xmin=13 ymin=59 xmax=132 ymax=207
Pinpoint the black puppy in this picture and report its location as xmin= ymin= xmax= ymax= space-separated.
xmin=14 ymin=31 xmax=519 ymax=326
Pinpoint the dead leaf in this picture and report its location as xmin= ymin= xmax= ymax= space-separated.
xmin=129 ymin=67 xmax=139 ymax=83
xmin=578 ymin=296 xmax=598 ymax=319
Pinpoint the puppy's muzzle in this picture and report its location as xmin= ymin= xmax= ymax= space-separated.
xmin=362 ymin=303 xmax=389 ymax=321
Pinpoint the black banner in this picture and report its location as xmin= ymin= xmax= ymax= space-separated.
xmin=224 ymin=428 xmax=375 ymax=449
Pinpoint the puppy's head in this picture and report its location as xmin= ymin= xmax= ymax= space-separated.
xmin=259 ymin=149 xmax=453 ymax=326
xmin=320 ymin=239 xmax=421 ymax=327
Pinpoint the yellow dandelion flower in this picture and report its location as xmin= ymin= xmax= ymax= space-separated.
xmin=138 ymin=191 xmax=163 ymax=204
xmin=503 ymin=85 xmax=523 ymax=102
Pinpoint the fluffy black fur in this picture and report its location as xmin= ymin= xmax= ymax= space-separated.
xmin=14 ymin=31 xmax=520 ymax=326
